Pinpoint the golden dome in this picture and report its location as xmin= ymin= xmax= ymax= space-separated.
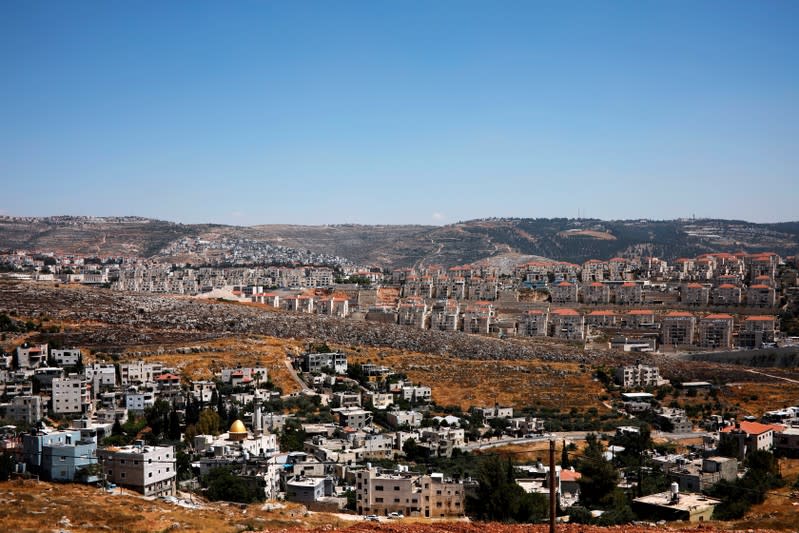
xmin=229 ymin=420 xmax=247 ymax=435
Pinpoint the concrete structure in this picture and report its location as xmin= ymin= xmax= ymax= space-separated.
xmin=551 ymin=281 xmax=578 ymax=304
xmin=22 ymin=429 xmax=97 ymax=482
xmin=51 ymin=348 xmax=82 ymax=367
xmin=301 ymin=352 xmax=347 ymax=374
xmin=719 ymin=421 xmax=780 ymax=460
xmin=1 ymin=395 xmax=43 ymax=424
xmin=661 ymin=312 xmax=696 ymax=348
xmin=98 ymin=443 xmax=176 ymax=497
xmin=712 ymin=284 xmax=741 ymax=306
xmin=633 ymin=491 xmax=721 ymax=522
xmin=615 ymin=363 xmax=667 ymax=388
xmin=355 ymin=467 xmax=466 ymax=518
xmin=739 ymin=315 xmax=777 ymax=348
xmin=519 ymin=310 xmax=548 ymax=337
xmin=51 ymin=375 xmax=90 ymax=415
xmin=119 ymin=361 xmax=164 ymax=385
xmin=747 ymin=284 xmax=776 ymax=307
xmin=614 ymin=282 xmax=643 ymax=305
xmin=582 ymin=282 xmax=610 ymax=305
xmin=548 ymin=308 xmax=584 ymax=341
xmin=698 ymin=314 xmax=734 ymax=349
xmin=682 ymin=283 xmax=710 ymax=306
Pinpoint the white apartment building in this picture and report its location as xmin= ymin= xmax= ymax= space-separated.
xmin=98 ymin=443 xmax=176 ymax=497
xmin=119 ymin=361 xmax=164 ymax=385
xmin=51 ymin=348 xmax=82 ymax=367
xmin=51 ymin=375 xmax=90 ymax=415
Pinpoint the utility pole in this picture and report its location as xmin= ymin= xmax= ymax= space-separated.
xmin=549 ymin=439 xmax=556 ymax=533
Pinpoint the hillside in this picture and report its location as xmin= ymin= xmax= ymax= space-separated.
xmin=1 ymin=216 xmax=797 ymax=268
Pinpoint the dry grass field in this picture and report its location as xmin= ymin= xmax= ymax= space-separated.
xmin=0 ymin=479 xmax=355 ymax=533
xmin=348 ymin=349 xmax=608 ymax=412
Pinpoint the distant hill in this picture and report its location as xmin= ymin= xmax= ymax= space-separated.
xmin=1 ymin=215 xmax=797 ymax=268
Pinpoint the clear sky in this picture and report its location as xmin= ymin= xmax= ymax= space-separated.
xmin=1 ymin=1 xmax=797 ymax=226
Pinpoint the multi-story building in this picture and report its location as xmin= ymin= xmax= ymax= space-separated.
xmin=615 ymin=363 xmax=667 ymax=388
xmin=461 ymin=301 xmax=494 ymax=334
xmin=519 ymin=310 xmax=548 ymax=337
xmin=301 ymin=352 xmax=347 ymax=374
xmin=15 ymin=343 xmax=48 ymax=369
xmin=550 ymin=281 xmax=578 ymax=304
xmin=582 ymin=282 xmax=610 ymax=305
xmin=355 ymin=467 xmax=466 ymax=518
xmin=119 ymin=361 xmax=164 ymax=385
xmin=614 ymin=282 xmax=643 ymax=305
xmin=22 ymin=429 xmax=97 ymax=482
xmin=581 ymin=260 xmax=606 ymax=283
xmin=97 ymin=443 xmax=176 ymax=497
xmin=624 ymin=310 xmax=656 ymax=329
xmin=1 ymin=395 xmax=42 ymax=424
xmin=698 ymin=314 xmax=734 ymax=350
xmin=747 ymin=285 xmax=776 ymax=307
xmin=585 ymin=310 xmax=618 ymax=328
xmin=50 ymin=348 xmax=82 ymax=367
xmin=682 ymin=284 xmax=710 ymax=306
xmin=51 ymin=375 xmax=90 ymax=415
xmin=84 ymin=363 xmax=117 ymax=388
xmin=548 ymin=309 xmax=584 ymax=341
xmin=738 ymin=315 xmax=777 ymax=348
xmin=712 ymin=284 xmax=742 ymax=306
xmin=661 ymin=312 xmax=696 ymax=348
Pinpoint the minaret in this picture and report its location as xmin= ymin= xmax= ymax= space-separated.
xmin=253 ymin=388 xmax=263 ymax=436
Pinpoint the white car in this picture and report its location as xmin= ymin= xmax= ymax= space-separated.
xmin=388 ymin=512 xmax=404 ymax=519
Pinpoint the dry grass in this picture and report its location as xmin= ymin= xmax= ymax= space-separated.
xmin=0 ymin=479 xmax=352 ymax=533
xmin=350 ymin=350 xmax=606 ymax=412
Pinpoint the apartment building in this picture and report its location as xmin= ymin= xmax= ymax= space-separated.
xmin=585 ymin=310 xmax=618 ymax=328
xmin=548 ymin=309 xmax=585 ymax=341
xmin=119 ymin=361 xmax=164 ymax=385
xmin=50 ymin=348 xmax=82 ymax=367
xmin=581 ymin=260 xmax=606 ymax=283
xmin=355 ymin=467 xmax=466 ymax=518
xmin=98 ymin=443 xmax=176 ymax=497
xmin=739 ymin=315 xmax=777 ymax=348
xmin=712 ymin=284 xmax=742 ymax=306
xmin=582 ymin=282 xmax=610 ymax=305
xmin=301 ymin=352 xmax=347 ymax=374
xmin=551 ymin=281 xmax=578 ymax=304
xmin=682 ymin=284 xmax=710 ymax=306
xmin=698 ymin=314 xmax=735 ymax=350
xmin=747 ymin=285 xmax=776 ymax=307
xmin=519 ymin=310 xmax=548 ymax=337
xmin=51 ymin=375 xmax=90 ymax=415
xmin=614 ymin=282 xmax=643 ymax=305
xmin=661 ymin=312 xmax=696 ymax=348
xmin=615 ymin=363 xmax=667 ymax=388
xmin=624 ymin=310 xmax=656 ymax=329
xmin=16 ymin=343 xmax=48 ymax=369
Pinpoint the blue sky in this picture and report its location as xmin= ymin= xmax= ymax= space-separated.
xmin=1 ymin=1 xmax=797 ymax=226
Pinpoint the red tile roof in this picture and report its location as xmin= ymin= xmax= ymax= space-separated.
xmin=720 ymin=421 xmax=782 ymax=435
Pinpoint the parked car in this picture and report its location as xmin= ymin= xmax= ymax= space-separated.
xmin=388 ymin=512 xmax=404 ymax=519
xmin=365 ymin=515 xmax=379 ymax=522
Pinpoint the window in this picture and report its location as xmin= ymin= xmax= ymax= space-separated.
xmin=394 ymin=485 xmax=400 ymax=491
xmin=121 ymin=472 xmax=126 ymax=479
xmin=375 ymin=497 xmax=383 ymax=503
xmin=149 ymin=472 xmax=153 ymax=478
xmin=375 ymin=485 xmax=384 ymax=491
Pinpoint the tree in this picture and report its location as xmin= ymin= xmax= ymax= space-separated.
xmin=196 ymin=408 xmax=221 ymax=436
xmin=204 ymin=467 xmax=264 ymax=503
xmin=577 ymin=434 xmax=619 ymax=508
xmin=280 ymin=418 xmax=307 ymax=452
xmin=466 ymin=455 xmax=547 ymax=523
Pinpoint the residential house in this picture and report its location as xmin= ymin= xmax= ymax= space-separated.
xmin=682 ymin=284 xmax=710 ymax=306
xmin=97 ymin=443 xmax=176 ymax=497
